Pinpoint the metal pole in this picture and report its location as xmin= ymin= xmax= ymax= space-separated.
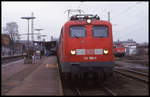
xmin=68 ymin=11 xmax=69 ymax=18
xmin=79 ymin=10 xmax=81 ymax=14
xmin=21 ymin=16 xmax=36 ymax=50
xmin=38 ymin=31 xmax=40 ymax=41
xmin=31 ymin=12 xmax=34 ymax=42
xmin=27 ymin=19 xmax=29 ymax=50
xmin=34 ymin=29 xmax=43 ymax=51
xmin=108 ymin=11 xmax=110 ymax=22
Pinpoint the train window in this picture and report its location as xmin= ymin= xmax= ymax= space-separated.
xmin=70 ymin=26 xmax=86 ymax=38
xmin=92 ymin=26 xmax=108 ymax=38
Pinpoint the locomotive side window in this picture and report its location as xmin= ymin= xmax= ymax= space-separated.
xmin=70 ymin=26 xmax=86 ymax=38
xmin=92 ymin=26 xmax=108 ymax=38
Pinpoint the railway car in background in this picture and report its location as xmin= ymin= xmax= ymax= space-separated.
xmin=57 ymin=14 xmax=114 ymax=80
xmin=113 ymin=43 xmax=125 ymax=57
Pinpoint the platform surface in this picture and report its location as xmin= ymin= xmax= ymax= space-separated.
xmin=5 ymin=56 xmax=63 ymax=96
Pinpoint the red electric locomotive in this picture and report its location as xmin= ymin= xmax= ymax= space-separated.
xmin=57 ymin=14 xmax=114 ymax=80
xmin=113 ymin=43 xmax=125 ymax=57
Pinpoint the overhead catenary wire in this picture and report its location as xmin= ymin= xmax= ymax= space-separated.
xmin=121 ymin=26 xmax=146 ymax=42
xmin=77 ymin=1 xmax=84 ymax=9
xmin=114 ymin=22 xmax=146 ymax=42
xmin=112 ymin=2 xmax=145 ymax=42
xmin=118 ymin=15 xmax=146 ymax=31
xmin=112 ymin=2 xmax=143 ymax=20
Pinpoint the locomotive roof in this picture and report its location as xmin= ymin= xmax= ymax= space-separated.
xmin=63 ymin=14 xmax=112 ymax=27
xmin=65 ymin=19 xmax=112 ymax=25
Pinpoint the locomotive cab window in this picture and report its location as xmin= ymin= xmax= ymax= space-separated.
xmin=92 ymin=26 xmax=108 ymax=38
xmin=70 ymin=26 xmax=86 ymax=38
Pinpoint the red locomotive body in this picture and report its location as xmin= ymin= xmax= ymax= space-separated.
xmin=57 ymin=14 xmax=114 ymax=79
xmin=113 ymin=44 xmax=125 ymax=57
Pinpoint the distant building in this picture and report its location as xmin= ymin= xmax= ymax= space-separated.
xmin=1 ymin=35 xmax=27 ymax=56
xmin=1 ymin=34 xmax=11 ymax=56
xmin=136 ymin=42 xmax=148 ymax=55
xmin=1 ymin=34 xmax=11 ymax=47
xmin=114 ymin=39 xmax=136 ymax=47
xmin=15 ymin=42 xmax=26 ymax=54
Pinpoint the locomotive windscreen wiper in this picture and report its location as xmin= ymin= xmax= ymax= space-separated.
xmin=97 ymin=36 xmax=104 ymax=38
xmin=72 ymin=33 xmax=79 ymax=39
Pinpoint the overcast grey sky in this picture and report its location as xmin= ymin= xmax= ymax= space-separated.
xmin=2 ymin=1 xmax=149 ymax=43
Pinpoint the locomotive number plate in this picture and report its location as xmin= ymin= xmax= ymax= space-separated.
xmin=83 ymin=56 xmax=97 ymax=60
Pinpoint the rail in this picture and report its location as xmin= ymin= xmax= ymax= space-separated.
xmin=70 ymin=85 xmax=117 ymax=96
xmin=2 ymin=54 xmax=26 ymax=64
xmin=114 ymin=69 xmax=148 ymax=83
xmin=71 ymin=87 xmax=81 ymax=96
xmin=102 ymin=85 xmax=117 ymax=96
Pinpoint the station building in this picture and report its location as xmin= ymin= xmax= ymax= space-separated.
xmin=1 ymin=34 xmax=11 ymax=56
xmin=1 ymin=34 xmax=26 ymax=56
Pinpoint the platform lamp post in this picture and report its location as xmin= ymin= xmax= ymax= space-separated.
xmin=41 ymin=35 xmax=47 ymax=55
xmin=112 ymin=24 xmax=118 ymax=42
xmin=34 ymin=29 xmax=44 ymax=51
xmin=21 ymin=16 xmax=36 ymax=50
xmin=34 ymin=29 xmax=44 ymax=42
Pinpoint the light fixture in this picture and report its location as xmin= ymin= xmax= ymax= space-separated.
xmin=87 ymin=19 xmax=91 ymax=24
xmin=104 ymin=49 xmax=109 ymax=54
xmin=71 ymin=50 xmax=76 ymax=55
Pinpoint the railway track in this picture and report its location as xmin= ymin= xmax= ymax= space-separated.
xmin=70 ymin=85 xmax=117 ymax=96
xmin=59 ymin=67 xmax=117 ymax=95
xmin=114 ymin=68 xmax=148 ymax=83
xmin=102 ymin=85 xmax=117 ymax=96
xmin=59 ymin=65 xmax=147 ymax=96
xmin=62 ymin=79 xmax=117 ymax=96
xmin=2 ymin=54 xmax=26 ymax=64
xmin=70 ymin=86 xmax=81 ymax=96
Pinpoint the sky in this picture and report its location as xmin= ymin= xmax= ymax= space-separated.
xmin=1 ymin=1 xmax=149 ymax=43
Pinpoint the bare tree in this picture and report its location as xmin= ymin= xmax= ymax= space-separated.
xmin=6 ymin=22 xmax=19 ymax=41
xmin=5 ymin=22 xmax=20 ymax=54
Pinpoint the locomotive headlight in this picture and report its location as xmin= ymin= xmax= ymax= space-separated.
xmin=87 ymin=19 xmax=91 ymax=24
xmin=104 ymin=49 xmax=109 ymax=54
xmin=71 ymin=50 xmax=76 ymax=55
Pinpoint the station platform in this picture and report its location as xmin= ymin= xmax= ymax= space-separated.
xmin=5 ymin=56 xmax=63 ymax=96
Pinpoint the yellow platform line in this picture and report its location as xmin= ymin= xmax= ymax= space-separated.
xmin=46 ymin=64 xmax=49 ymax=67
